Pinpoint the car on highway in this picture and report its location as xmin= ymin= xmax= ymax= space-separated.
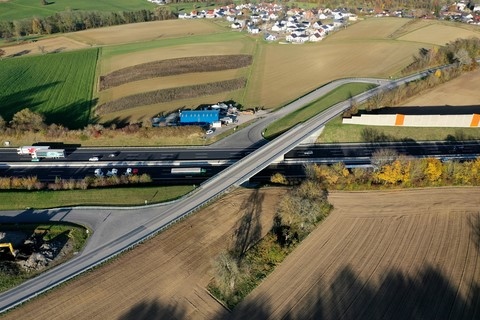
xmin=124 ymin=168 xmax=138 ymax=176
xmin=303 ymin=150 xmax=313 ymax=155
xmin=108 ymin=152 xmax=119 ymax=158
xmin=107 ymin=168 xmax=118 ymax=176
xmin=89 ymin=156 xmax=100 ymax=162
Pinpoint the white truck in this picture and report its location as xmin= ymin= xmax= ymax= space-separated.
xmin=31 ymin=149 xmax=65 ymax=161
xmin=17 ymin=146 xmax=50 ymax=155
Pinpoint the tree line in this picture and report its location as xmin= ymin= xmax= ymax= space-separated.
xmin=402 ymin=37 xmax=480 ymax=75
xmin=0 ymin=7 xmax=174 ymax=40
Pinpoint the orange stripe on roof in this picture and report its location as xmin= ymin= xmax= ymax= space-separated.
xmin=470 ymin=114 xmax=480 ymax=127
xmin=395 ymin=114 xmax=405 ymax=126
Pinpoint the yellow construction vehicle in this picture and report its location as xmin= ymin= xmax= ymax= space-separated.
xmin=0 ymin=243 xmax=16 ymax=258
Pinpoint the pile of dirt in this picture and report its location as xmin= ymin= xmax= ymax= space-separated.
xmin=0 ymin=230 xmax=73 ymax=273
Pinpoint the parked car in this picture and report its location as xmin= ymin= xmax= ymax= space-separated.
xmin=94 ymin=169 xmax=103 ymax=177
xmin=206 ymin=129 xmax=215 ymax=135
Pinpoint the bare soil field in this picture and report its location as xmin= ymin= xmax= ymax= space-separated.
xmin=67 ymin=20 xmax=223 ymax=46
xmin=4 ymin=187 xmax=480 ymax=319
xmin=398 ymin=23 xmax=480 ymax=46
xmin=2 ymin=188 xmax=288 ymax=320
xmin=98 ymin=69 xmax=243 ymax=106
xmin=0 ymin=36 xmax=89 ymax=57
xmin=248 ymin=40 xmax=419 ymax=107
xmin=332 ymin=17 xmax=410 ymax=40
xmin=100 ymin=55 xmax=252 ymax=90
xmin=231 ymin=187 xmax=480 ymax=320
xmin=403 ymin=68 xmax=480 ymax=107
xmin=100 ymin=39 xmax=254 ymax=75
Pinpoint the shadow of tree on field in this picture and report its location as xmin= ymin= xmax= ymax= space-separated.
xmin=468 ymin=212 xmax=480 ymax=253
xmin=119 ymin=298 xmax=186 ymax=320
xmin=228 ymin=266 xmax=480 ymax=319
xmin=0 ymin=82 xmax=60 ymax=120
xmin=96 ymin=115 xmax=133 ymax=129
xmin=45 ymin=98 xmax=98 ymax=129
xmin=231 ymin=189 xmax=264 ymax=261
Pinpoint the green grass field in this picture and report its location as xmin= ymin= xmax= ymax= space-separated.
xmin=0 ymin=185 xmax=194 ymax=210
xmin=0 ymin=0 xmax=154 ymax=21
xmin=319 ymin=116 xmax=480 ymax=143
xmin=0 ymin=48 xmax=98 ymax=128
xmin=264 ymin=83 xmax=376 ymax=139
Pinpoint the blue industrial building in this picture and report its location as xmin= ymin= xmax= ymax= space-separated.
xmin=179 ymin=110 xmax=220 ymax=125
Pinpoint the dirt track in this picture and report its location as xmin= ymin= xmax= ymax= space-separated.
xmin=3 ymin=187 xmax=480 ymax=319
xmin=230 ymin=187 xmax=480 ymax=320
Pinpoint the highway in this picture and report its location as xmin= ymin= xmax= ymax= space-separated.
xmin=0 ymin=71 xmax=475 ymax=313
xmin=1 ymin=141 xmax=480 ymax=183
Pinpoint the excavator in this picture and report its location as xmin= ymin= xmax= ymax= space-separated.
xmin=0 ymin=243 xmax=16 ymax=258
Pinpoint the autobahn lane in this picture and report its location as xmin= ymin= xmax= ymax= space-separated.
xmin=2 ymin=141 xmax=480 ymax=183
xmin=285 ymin=141 xmax=480 ymax=160
xmin=0 ymin=147 xmax=257 ymax=163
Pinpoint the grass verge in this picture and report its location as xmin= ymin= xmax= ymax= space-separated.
xmin=263 ymin=82 xmax=376 ymax=139
xmin=0 ymin=48 xmax=99 ymax=129
xmin=0 ymin=185 xmax=194 ymax=210
xmin=319 ymin=117 xmax=480 ymax=143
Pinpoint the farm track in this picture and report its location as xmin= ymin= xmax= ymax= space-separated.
xmin=229 ymin=188 xmax=480 ymax=320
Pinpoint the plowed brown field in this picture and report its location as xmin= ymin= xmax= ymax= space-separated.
xmin=3 ymin=187 xmax=480 ymax=320
xmin=230 ymin=187 xmax=480 ymax=320
xmin=2 ymin=188 xmax=287 ymax=320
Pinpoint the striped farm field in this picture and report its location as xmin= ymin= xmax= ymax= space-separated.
xmin=0 ymin=48 xmax=98 ymax=128
xmin=397 ymin=23 xmax=480 ymax=46
xmin=0 ymin=0 xmax=154 ymax=21
xmin=68 ymin=20 xmax=225 ymax=47
xmin=2 ymin=18 xmax=479 ymax=127
xmin=231 ymin=188 xmax=480 ymax=320
xmin=3 ymin=187 xmax=478 ymax=319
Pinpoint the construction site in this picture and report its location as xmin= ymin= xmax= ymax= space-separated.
xmin=0 ymin=226 xmax=77 ymax=276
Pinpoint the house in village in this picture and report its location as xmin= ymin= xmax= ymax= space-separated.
xmin=247 ymin=24 xmax=260 ymax=34
xmin=309 ymin=32 xmax=324 ymax=42
xmin=265 ymin=33 xmax=277 ymax=41
xmin=231 ymin=22 xmax=243 ymax=29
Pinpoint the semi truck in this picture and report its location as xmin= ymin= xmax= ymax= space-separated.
xmin=171 ymin=167 xmax=207 ymax=175
xmin=17 ymin=146 xmax=50 ymax=155
xmin=31 ymin=149 xmax=65 ymax=161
